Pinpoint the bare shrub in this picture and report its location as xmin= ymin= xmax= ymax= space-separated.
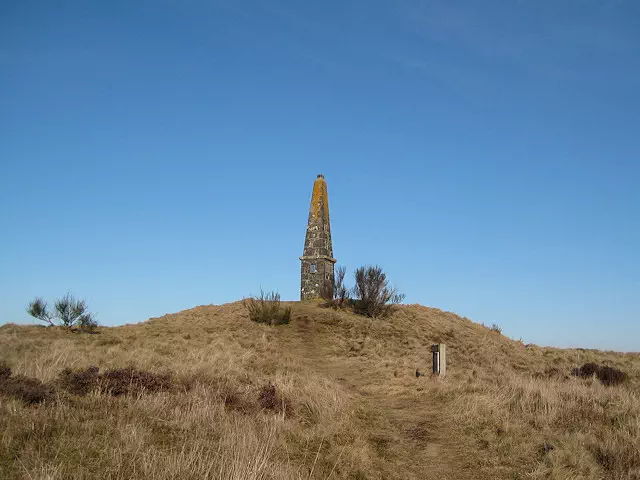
xmin=99 ymin=367 xmax=173 ymax=396
xmin=258 ymin=384 xmax=278 ymax=410
xmin=0 ymin=361 xmax=11 ymax=380
xmin=573 ymin=362 xmax=600 ymax=378
xmin=322 ymin=265 xmax=350 ymax=309
xmin=489 ymin=324 xmax=502 ymax=334
xmin=47 ymin=365 xmax=178 ymax=398
xmin=571 ymin=363 xmax=627 ymax=386
xmin=352 ymin=265 xmax=404 ymax=318
xmin=0 ymin=369 xmax=54 ymax=405
xmin=58 ymin=366 xmax=100 ymax=396
xmin=27 ymin=293 xmax=98 ymax=331
xmin=258 ymin=383 xmax=291 ymax=415
xmin=244 ymin=290 xmax=291 ymax=326
xmin=597 ymin=366 xmax=628 ymax=386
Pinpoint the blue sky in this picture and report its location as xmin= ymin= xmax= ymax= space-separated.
xmin=1 ymin=0 xmax=638 ymax=351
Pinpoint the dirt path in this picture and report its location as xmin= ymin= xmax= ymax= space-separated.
xmin=290 ymin=315 xmax=478 ymax=480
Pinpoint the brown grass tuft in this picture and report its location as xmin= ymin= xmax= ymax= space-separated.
xmin=244 ymin=290 xmax=292 ymax=326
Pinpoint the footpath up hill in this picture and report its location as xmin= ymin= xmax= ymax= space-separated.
xmin=1 ymin=302 xmax=639 ymax=479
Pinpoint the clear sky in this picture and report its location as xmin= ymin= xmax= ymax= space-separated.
xmin=1 ymin=1 xmax=638 ymax=351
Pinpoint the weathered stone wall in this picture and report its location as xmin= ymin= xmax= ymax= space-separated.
xmin=300 ymin=259 xmax=334 ymax=300
xmin=300 ymin=174 xmax=336 ymax=300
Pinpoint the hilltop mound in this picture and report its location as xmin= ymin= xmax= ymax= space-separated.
xmin=1 ymin=302 xmax=639 ymax=479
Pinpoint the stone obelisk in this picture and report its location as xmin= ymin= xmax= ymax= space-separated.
xmin=300 ymin=174 xmax=336 ymax=300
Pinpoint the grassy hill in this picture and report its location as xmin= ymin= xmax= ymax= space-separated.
xmin=1 ymin=301 xmax=639 ymax=479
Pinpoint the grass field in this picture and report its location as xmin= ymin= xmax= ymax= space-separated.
xmin=1 ymin=301 xmax=639 ymax=479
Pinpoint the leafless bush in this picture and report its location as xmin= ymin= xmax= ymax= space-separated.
xmin=489 ymin=324 xmax=502 ymax=334
xmin=322 ymin=265 xmax=350 ymax=309
xmin=597 ymin=366 xmax=628 ymax=386
xmin=98 ymin=367 xmax=173 ymax=396
xmin=352 ymin=265 xmax=404 ymax=318
xmin=58 ymin=366 xmax=100 ymax=396
xmin=0 ymin=361 xmax=11 ymax=381
xmin=27 ymin=293 xmax=98 ymax=331
xmin=53 ymin=365 xmax=175 ymax=397
xmin=571 ymin=363 xmax=628 ymax=386
xmin=572 ymin=362 xmax=599 ymax=378
xmin=0 ymin=365 xmax=54 ymax=405
xmin=244 ymin=290 xmax=291 ymax=325
xmin=258 ymin=383 xmax=291 ymax=415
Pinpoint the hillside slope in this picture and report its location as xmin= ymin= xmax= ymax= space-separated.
xmin=1 ymin=302 xmax=639 ymax=479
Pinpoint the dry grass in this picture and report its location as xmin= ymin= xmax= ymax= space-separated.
xmin=1 ymin=301 xmax=638 ymax=479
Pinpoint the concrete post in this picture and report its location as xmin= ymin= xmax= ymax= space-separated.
xmin=431 ymin=344 xmax=447 ymax=377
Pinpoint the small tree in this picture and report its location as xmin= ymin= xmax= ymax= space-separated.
xmin=321 ymin=265 xmax=350 ymax=309
xmin=352 ymin=265 xmax=404 ymax=318
xmin=26 ymin=297 xmax=54 ymax=326
xmin=27 ymin=293 xmax=98 ymax=331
